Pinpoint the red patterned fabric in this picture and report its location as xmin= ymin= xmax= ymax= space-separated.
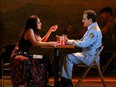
xmin=10 ymin=50 xmax=46 ymax=87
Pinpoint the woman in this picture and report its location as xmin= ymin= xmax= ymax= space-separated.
xmin=10 ymin=15 xmax=58 ymax=87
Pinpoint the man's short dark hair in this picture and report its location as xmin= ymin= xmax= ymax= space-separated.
xmin=100 ymin=7 xmax=112 ymax=15
xmin=84 ymin=10 xmax=96 ymax=22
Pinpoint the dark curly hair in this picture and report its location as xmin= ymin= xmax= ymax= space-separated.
xmin=20 ymin=15 xmax=39 ymax=37
xmin=100 ymin=7 xmax=112 ymax=15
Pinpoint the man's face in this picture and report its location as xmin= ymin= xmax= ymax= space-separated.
xmin=100 ymin=12 xmax=109 ymax=20
xmin=82 ymin=14 xmax=92 ymax=27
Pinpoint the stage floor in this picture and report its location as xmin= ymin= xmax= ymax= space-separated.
xmin=0 ymin=72 xmax=116 ymax=87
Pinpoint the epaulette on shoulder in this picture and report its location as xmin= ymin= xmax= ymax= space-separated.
xmin=94 ymin=26 xmax=97 ymax=30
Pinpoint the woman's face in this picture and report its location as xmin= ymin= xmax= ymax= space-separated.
xmin=37 ymin=18 xmax=42 ymax=29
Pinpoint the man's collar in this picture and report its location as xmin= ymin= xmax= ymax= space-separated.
xmin=88 ymin=22 xmax=97 ymax=31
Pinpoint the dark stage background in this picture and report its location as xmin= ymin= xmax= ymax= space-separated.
xmin=0 ymin=0 xmax=116 ymax=74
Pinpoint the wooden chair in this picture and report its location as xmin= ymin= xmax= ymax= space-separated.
xmin=75 ymin=46 xmax=106 ymax=87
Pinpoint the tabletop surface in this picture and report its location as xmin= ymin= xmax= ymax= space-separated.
xmin=40 ymin=42 xmax=75 ymax=49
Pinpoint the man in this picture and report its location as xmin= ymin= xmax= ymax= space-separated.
xmin=60 ymin=10 xmax=102 ymax=87
xmin=99 ymin=7 xmax=116 ymax=72
xmin=100 ymin=7 xmax=116 ymax=50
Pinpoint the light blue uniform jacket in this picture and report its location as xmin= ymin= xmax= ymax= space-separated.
xmin=61 ymin=22 xmax=102 ymax=79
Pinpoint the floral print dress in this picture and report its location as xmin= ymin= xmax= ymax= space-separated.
xmin=10 ymin=38 xmax=46 ymax=87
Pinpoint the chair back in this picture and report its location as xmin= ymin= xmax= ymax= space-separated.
xmin=95 ymin=45 xmax=104 ymax=60
xmin=88 ymin=45 xmax=104 ymax=67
